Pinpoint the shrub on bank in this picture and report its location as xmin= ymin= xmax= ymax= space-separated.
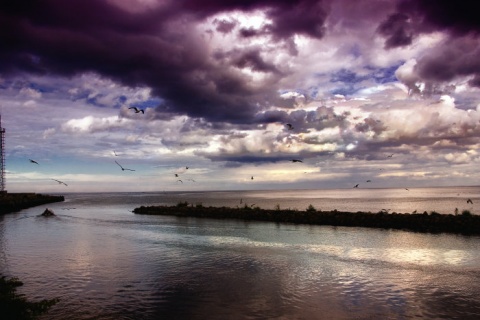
xmin=0 ymin=275 xmax=59 ymax=320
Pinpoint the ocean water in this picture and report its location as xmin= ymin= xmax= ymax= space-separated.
xmin=1 ymin=187 xmax=479 ymax=319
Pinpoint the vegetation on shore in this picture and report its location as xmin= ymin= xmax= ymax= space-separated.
xmin=133 ymin=203 xmax=480 ymax=235
xmin=0 ymin=275 xmax=59 ymax=320
xmin=0 ymin=193 xmax=64 ymax=215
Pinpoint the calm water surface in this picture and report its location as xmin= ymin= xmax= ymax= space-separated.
xmin=1 ymin=188 xmax=480 ymax=319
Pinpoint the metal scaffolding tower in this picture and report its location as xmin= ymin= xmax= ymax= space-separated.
xmin=0 ymin=114 xmax=5 ymax=193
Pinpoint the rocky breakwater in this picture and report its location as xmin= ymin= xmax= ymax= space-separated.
xmin=133 ymin=204 xmax=480 ymax=235
xmin=0 ymin=193 xmax=64 ymax=215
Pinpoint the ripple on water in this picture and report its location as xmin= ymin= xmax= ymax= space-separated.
xmin=2 ymin=197 xmax=480 ymax=320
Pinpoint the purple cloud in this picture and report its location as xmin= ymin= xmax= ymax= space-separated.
xmin=0 ymin=0 xmax=330 ymax=124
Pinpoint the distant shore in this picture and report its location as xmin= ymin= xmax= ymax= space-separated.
xmin=0 ymin=193 xmax=64 ymax=215
xmin=133 ymin=204 xmax=480 ymax=235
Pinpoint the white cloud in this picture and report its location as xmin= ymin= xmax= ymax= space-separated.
xmin=61 ymin=116 xmax=131 ymax=134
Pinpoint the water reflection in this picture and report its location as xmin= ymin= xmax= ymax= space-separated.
xmin=0 ymin=195 xmax=479 ymax=319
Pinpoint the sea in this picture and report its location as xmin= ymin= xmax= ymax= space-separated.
xmin=0 ymin=186 xmax=479 ymax=319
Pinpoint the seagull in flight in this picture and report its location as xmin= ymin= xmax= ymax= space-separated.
xmin=353 ymin=184 xmax=359 ymax=188
xmin=174 ymin=173 xmax=179 ymax=177
xmin=52 ymin=179 xmax=68 ymax=186
xmin=115 ymin=160 xmax=135 ymax=171
xmin=29 ymin=159 xmax=39 ymax=165
xmin=366 ymin=180 xmax=371 ymax=182
xmin=387 ymin=153 xmax=394 ymax=158
xmin=128 ymin=107 xmax=145 ymax=114
xmin=467 ymin=199 xmax=473 ymax=204
xmin=290 ymin=159 xmax=303 ymax=163
xmin=177 ymin=179 xmax=183 ymax=183
xmin=113 ymin=150 xmax=119 ymax=156
xmin=285 ymin=123 xmax=294 ymax=130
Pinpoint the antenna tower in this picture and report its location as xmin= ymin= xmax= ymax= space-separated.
xmin=0 ymin=114 xmax=5 ymax=193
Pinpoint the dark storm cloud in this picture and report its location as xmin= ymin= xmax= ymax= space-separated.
xmin=415 ymin=37 xmax=480 ymax=86
xmin=378 ymin=0 xmax=480 ymax=89
xmin=397 ymin=0 xmax=480 ymax=36
xmin=378 ymin=0 xmax=480 ymax=48
xmin=377 ymin=13 xmax=414 ymax=49
xmin=0 ymin=0 xmax=329 ymax=124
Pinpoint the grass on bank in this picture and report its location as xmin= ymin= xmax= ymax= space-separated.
xmin=0 ymin=275 xmax=59 ymax=320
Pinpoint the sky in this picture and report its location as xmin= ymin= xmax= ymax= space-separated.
xmin=0 ymin=0 xmax=479 ymax=192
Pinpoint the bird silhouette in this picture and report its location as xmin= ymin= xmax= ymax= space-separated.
xmin=285 ymin=123 xmax=294 ymax=130
xmin=405 ymin=188 xmax=409 ymax=191
xmin=29 ymin=159 xmax=39 ymax=165
xmin=52 ymin=179 xmax=68 ymax=186
xmin=175 ymin=173 xmax=179 ymax=177
xmin=366 ymin=180 xmax=371 ymax=182
xmin=387 ymin=154 xmax=394 ymax=158
xmin=177 ymin=179 xmax=183 ymax=183
xmin=113 ymin=150 xmax=119 ymax=156
xmin=128 ymin=107 xmax=145 ymax=114
xmin=467 ymin=199 xmax=473 ymax=204
xmin=251 ymin=176 xmax=254 ymax=180
xmin=353 ymin=184 xmax=359 ymax=188
xmin=115 ymin=160 xmax=135 ymax=171
xmin=290 ymin=159 xmax=303 ymax=163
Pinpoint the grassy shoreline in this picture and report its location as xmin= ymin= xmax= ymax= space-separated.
xmin=0 ymin=275 xmax=58 ymax=320
xmin=0 ymin=193 xmax=64 ymax=215
xmin=133 ymin=204 xmax=480 ymax=235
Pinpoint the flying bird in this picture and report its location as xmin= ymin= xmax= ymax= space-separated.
xmin=467 ymin=199 xmax=473 ymax=204
xmin=405 ymin=188 xmax=410 ymax=191
xmin=366 ymin=180 xmax=371 ymax=182
xmin=285 ymin=123 xmax=294 ymax=130
xmin=353 ymin=184 xmax=359 ymax=188
xmin=115 ymin=160 xmax=135 ymax=171
xmin=177 ymin=180 xmax=183 ymax=183
xmin=387 ymin=154 xmax=394 ymax=158
xmin=175 ymin=173 xmax=179 ymax=177
xmin=29 ymin=159 xmax=39 ymax=165
xmin=52 ymin=179 xmax=68 ymax=186
xmin=113 ymin=150 xmax=119 ymax=156
xmin=128 ymin=107 xmax=145 ymax=114
xmin=290 ymin=159 xmax=303 ymax=163
xmin=251 ymin=176 xmax=254 ymax=180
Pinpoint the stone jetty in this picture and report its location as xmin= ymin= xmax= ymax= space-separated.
xmin=133 ymin=204 xmax=480 ymax=235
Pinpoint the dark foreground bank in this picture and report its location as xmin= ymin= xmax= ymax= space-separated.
xmin=0 ymin=275 xmax=59 ymax=320
xmin=133 ymin=204 xmax=480 ymax=235
xmin=0 ymin=193 xmax=64 ymax=215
